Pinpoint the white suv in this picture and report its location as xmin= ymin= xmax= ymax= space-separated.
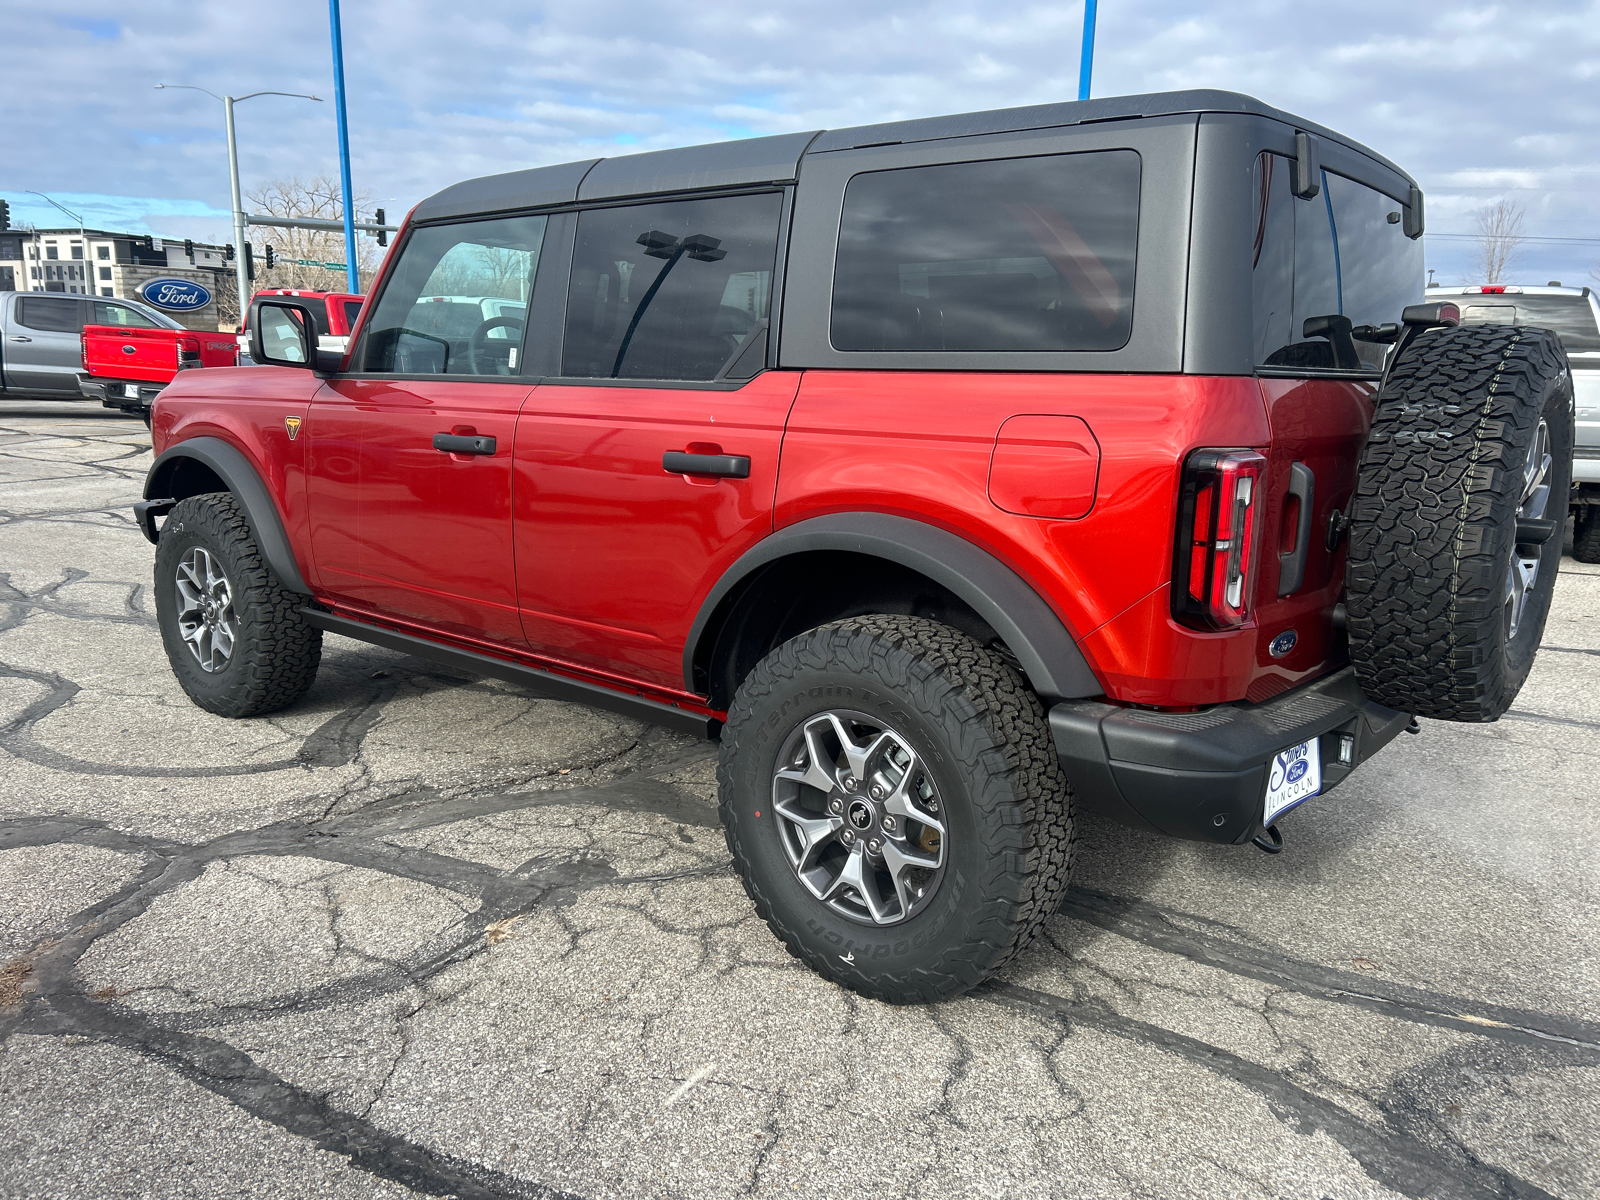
xmin=1428 ymin=284 xmax=1600 ymax=560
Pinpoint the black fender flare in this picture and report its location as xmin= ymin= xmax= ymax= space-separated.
xmin=143 ymin=436 xmax=311 ymax=594
xmin=683 ymin=512 xmax=1103 ymax=702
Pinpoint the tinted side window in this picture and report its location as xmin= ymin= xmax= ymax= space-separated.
xmin=1250 ymin=153 xmax=1295 ymax=364
xmin=342 ymin=300 xmax=363 ymax=330
xmin=562 ymin=192 xmax=781 ymax=381
xmin=832 ymin=151 xmax=1140 ymax=353
xmin=18 ymin=296 xmax=84 ymax=333
xmin=361 ymin=214 xmax=547 ymax=376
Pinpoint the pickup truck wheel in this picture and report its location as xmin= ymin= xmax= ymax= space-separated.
xmin=153 ymin=493 xmax=322 ymax=718
xmin=1345 ymin=325 xmax=1574 ymax=721
xmin=717 ymin=615 xmax=1076 ymax=1004
xmin=1573 ymin=506 xmax=1600 ymax=564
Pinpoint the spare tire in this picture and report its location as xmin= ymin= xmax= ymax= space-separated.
xmin=1345 ymin=324 xmax=1574 ymax=721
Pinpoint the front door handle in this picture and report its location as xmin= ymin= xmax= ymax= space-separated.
xmin=663 ymin=451 xmax=750 ymax=479
xmin=433 ymin=433 xmax=496 ymax=455
xmin=9 ymin=335 xmax=31 ymax=343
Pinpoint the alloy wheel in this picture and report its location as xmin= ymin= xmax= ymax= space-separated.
xmin=771 ymin=710 xmax=947 ymax=926
xmin=175 ymin=546 xmax=237 ymax=673
xmin=1505 ymin=418 xmax=1552 ymax=642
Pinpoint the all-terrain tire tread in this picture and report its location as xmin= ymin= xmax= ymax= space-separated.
xmin=1345 ymin=324 xmax=1572 ymax=721
xmin=155 ymin=493 xmax=322 ymax=718
xmin=1573 ymin=507 xmax=1600 ymax=564
xmin=718 ymin=615 xmax=1076 ymax=1004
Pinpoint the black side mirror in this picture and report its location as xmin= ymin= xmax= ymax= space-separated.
xmin=247 ymin=299 xmax=342 ymax=373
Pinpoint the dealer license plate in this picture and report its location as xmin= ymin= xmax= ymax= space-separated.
xmin=123 ymin=384 xmax=139 ymax=398
xmin=1264 ymin=737 xmax=1320 ymax=823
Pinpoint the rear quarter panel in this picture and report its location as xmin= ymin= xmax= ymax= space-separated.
xmin=153 ymin=367 xmax=325 ymax=588
xmin=775 ymin=370 xmax=1275 ymax=703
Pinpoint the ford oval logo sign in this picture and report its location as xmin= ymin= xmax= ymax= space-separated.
xmin=139 ymin=277 xmax=213 ymax=312
xmin=1269 ymin=630 xmax=1298 ymax=658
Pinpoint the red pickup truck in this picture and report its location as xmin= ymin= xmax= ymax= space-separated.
xmin=239 ymin=290 xmax=364 ymax=360
xmin=82 ymin=311 xmax=238 ymax=420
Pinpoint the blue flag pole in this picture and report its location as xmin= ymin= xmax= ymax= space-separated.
xmin=1078 ymin=0 xmax=1098 ymax=101
xmin=328 ymin=0 xmax=359 ymax=294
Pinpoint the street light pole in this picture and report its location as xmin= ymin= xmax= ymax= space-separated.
xmin=328 ymin=0 xmax=360 ymax=295
xmin=223 ymin=96 xmax=249 ymax=323
xmin=25 ymin=191 xmax=85 ymax=293
xmin=1078 ymin=0 xmax=1099 ymax=101
xmin=155 ymin=84 xmax=322 ymax=330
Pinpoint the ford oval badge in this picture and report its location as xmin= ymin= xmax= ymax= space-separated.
xmin=138 ymin=277 xmax=213 ymax=312
xmin=1269 ymin=630 xmax=1298 ymax=658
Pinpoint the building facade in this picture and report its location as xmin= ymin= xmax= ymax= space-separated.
xmin=0 ymin=227 xmax=234 ymax=330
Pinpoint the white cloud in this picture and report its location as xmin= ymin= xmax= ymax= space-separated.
xmin=4 ymin=0 xmax=1599 ymax=282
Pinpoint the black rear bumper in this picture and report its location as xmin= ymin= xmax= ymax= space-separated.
xmin=1048 ymin=667 xmax=1410 ymax=845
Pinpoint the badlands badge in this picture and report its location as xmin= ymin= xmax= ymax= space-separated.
xmin=284 ymin=416 xmax=303 ymax=440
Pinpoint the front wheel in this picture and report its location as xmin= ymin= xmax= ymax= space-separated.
xmin=717 ymin=616 xmax=1076 ymax=1004
xmin=154 ymin=492 xmax=322 ymax=718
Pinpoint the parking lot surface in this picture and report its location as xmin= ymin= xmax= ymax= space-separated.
xmin=1 ymin=406 xmax=1597 ymax=1200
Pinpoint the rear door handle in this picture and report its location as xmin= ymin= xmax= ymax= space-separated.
xmin=9 ymin=335 xmax=31 ymax=343
xmin=663 ymin=451 xmax=750 ymax=479
xmin=1278 ymin=462 xmax=1316 ymax=596
xmin=433 ymin=433 xmax=496 ymax=455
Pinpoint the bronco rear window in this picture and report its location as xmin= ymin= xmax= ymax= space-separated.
xmin=1252 ymin=153 xmax=1423 ymax=373
xmin=830 ymin=150 xmax=1140 ymax=353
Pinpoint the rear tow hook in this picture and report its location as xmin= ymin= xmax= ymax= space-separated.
xmin=1253 ymin=824 xmax=1285 ymax=854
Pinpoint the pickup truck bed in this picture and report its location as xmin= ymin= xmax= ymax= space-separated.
xmin=80 ymin=325 xmax=238 ymax=415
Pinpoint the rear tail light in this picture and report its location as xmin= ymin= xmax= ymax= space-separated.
xmin=1172 ymin=449 xmax=1267 ymax=630
xmin=177 ymin=337 xmax=201 ymax=369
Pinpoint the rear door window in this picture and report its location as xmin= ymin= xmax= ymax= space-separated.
xmin=561 ymin=192 xmax=782 ymax=381
xmin=17 ymin=296 xmax=85 ymax=333
xmin=360 ymin=214 xmax=547 ymax=376
xmin=831 ymin=150 xmax=1140 ymax=353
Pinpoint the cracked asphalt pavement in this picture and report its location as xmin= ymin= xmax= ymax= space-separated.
xmin=2 ymin=405 xmax=1598 ymax=1200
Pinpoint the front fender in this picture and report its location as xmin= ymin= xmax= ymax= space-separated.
xmin=142 ymin=436 xmax=310 ymax=594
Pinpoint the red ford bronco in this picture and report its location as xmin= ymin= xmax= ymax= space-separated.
xmin=136 ymin=90 xmax=1573 ymax=1003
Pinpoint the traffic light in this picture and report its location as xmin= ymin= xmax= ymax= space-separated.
xmin=264 ymin=244 xmax=275 ymax=269
xmin=184 ymin=238 xmax=194 ymax=261
xmin=224 ymin=243 xmax=235 ymax=261
xmin=243 ymin=243 xmax=255 ymax=282
xmin=0 ymin=199 xmax=9 ymax=231
xmin=375 ymin=208 xmax=387 ymax=247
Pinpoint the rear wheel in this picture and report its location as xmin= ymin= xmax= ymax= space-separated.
xmin=1345 ymin=325 xmax=1574 ymax=720
xmin=1574 ymin=505 xmax=1600 ymax=564
xmin=717 ymin=615 xmax=1076 ymax=1004
xmin=154 ymin=493 xmax=322 ymax=717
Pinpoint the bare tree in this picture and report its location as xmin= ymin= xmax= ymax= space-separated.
xmin=244 ymin=175 xmax=385 ymax=294
xmin=1472 ymin=200 xmax=1525 ymax=285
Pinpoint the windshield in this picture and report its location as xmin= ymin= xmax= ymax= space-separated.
xmin=1449 ymin=294 xmax=1600 ymax=357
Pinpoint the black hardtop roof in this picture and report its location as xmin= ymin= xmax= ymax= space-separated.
xmin=412 ymin=89 xmax=1411 ymax=223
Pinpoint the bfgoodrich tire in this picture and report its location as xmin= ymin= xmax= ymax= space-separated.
xmin=1346 ymin=324 xmax=1574 ymax=721
xmin=717 ymin=615 xmax=1076 ymax=1004
xmin=154 ymin=493 xmax=322 ymax=718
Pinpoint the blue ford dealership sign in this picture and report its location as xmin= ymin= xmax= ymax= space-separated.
xmin=139 ymin=277 xmax=213 ymax=312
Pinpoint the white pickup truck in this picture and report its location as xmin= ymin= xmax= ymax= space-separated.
xmin=1429 ymin=284 xmax=1600 ymax=561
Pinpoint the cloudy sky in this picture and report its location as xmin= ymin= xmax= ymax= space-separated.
xmin=3 ymin=0 xmax=1598 ymax=284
